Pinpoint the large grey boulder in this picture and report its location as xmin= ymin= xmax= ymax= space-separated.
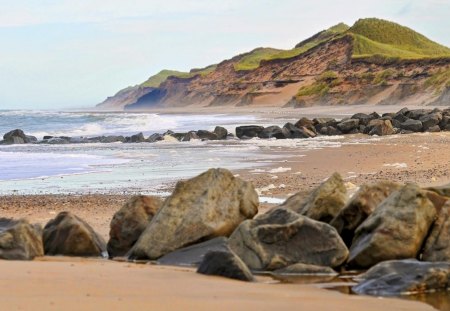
xmin=197 ymin=250 xmax=254 ymax=282
xmin=213 ymin=126 xmax=228 ymax=139
xmin=422 ymin=201 xmax=450 ymax=262
xmin=130 ymin=168 xmax=259 ymax=259
xmin=330 ymin=181 xmax=402 ymax=247
xmin=0 ymin=218 xmax=44 ymax=260
xmin=107 ymin=195 xmax=163 ymax=257
xmin=282 ymin=123 xmax=315 ymax=138
xmin=43 ymin=212 xmax=106 ymax=257
xmin=348 ymin=184 xmax=437 ymax=268
xmin=228 ymin=208 xmax=348 ymax=271
xmin=258 ymin=126 xmax=286 ymax=139
xmin=2 ymin=129 xmax=37 ymax=144
xmin=353 ymin=259 xmax=450 ymax=296
xmin=400 ymin=119 xmax=423 ymax=132
xmin=420 ymin=112 xmax=442 ymax=131
xmin=279 ymin=172 xmax=347 ymax=223
xmin=235 ymin=126 xmax=264 ymax=139
xmin=337 ymin=119 xmax=359 ymax=133
xmin=196 ymin=130 xmax=218 ymax=140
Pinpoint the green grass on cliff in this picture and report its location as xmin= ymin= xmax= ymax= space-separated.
xmin=234 ymin=23 xmax=350 ymax=71
xmin=349 ymin=18 xmax=450 ymax=59
xmin=425 ymin=68 xmax=450 ymax=89
xmin=140 ymin=65 xmax=217 ymax=88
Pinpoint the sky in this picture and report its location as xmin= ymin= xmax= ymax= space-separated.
xmin=0 ymin=0 xmax=449 ymax=109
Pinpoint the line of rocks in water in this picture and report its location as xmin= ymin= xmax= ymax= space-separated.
xmin=1 ymin=168 xmax=450 ymax=298
xmin=1 ymin=107 xmax=450 ymax=145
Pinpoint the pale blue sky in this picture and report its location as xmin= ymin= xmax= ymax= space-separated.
xmin=1 ymin=0 xmax=449 ymax=109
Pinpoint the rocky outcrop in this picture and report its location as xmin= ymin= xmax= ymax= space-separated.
xmin=422 ymin=201 xmax=450 ymax=262
xmin=0 ymin=218 xmax=44 ymax=260
xmin=228 ymin=208 xmax=348 ymax=271
xmin=330 ymin=181 xmax=402 ymax=247
xmin=2 ymin=129 xmax=37 ymax=144
xmin=43 ymin=212 xmax=106 ymax=257
xmin=348 ymin=184 xmax=437 ymax=268
xmin=107 ymin=195 xmax=163 ymax=257
xmin=129 ymin=168 xmax=259 ymax=259
xmin=353 ymin=259 xmax=450 ymax=296
xmin=197 ymin=250 xmax=254 ymax=282
xmin=280 ymin=172 xmax=347 ymax=223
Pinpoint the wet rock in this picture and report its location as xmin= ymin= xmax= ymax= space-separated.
xmin=213 ymin=126 xmax=228 ymax=139
xmin=147 ymin=133 xmax=164 ymax=143
xmin=368 ymin=120 xmax=395 ymax=136
xmin=295 ymin=118 xmax=317 ymax=134
xmin=42 ymin=137 xmax=71 ymax=144
xmin=353 ymin=259 xmax=450 ymax=296
xmin=319 ymin=126 xmax=341 ymax=136
xmin=182 ymin=131 xmax=200 ymax=141
xmin=407 ymin=109 xmax=432 ymax=120
xmin=420 ymin=112 xmax=442 ymax=131
xmin=351 ymin=113 xmax=372 ymax=126
xmin=280 ymin=172 xmax=347 ymax=223
xmin=197 ymin=250 xmax=254 ymax=281
xmin=330 ymin=181 xmax=402 ymax=247
xmin=157 ymin=237 xmax=229 ymax=267
xmin=130 ymin=168 xmax=259 ymax=260
xmin=272 ymin=263 xmax=337 ymax=276
xmin=337 ymin=119 xmax=359 ymax=133
xmin=235 ymin=125 xmax=264 ymax=139
xmin=400 ymin=119 xmax=423 ymax=132
xmin=43 ymin=212 xmax=106 ymax=257
xmin=107 ymin=196 xmax=163 ymax=257
xmin=0 ymin=218 xmax=44 ymax=260
xmin=282 ymin=123 xmax=312 ymax=139
xmin=196 ymin=130 xmax=218 ymax=140
xmin=126 ymin=132 xmax=146 ymax=143
xmin=3 ymin=129 xmax=36 ymax=144
xmin=348 ymin=184 xmax=437 ymax=268
xmin=422 ymin=202 xmax=450 ymax=262
xmin=258 ymin=126 xmax=286 ymax=139
xmin=228 ymin=208 xmax=348 ymax=271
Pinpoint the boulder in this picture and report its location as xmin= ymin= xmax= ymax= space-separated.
xmin=426 ymin=183 xmax=450 ymax=197
xmin=420 ymin=112 xmax=442 ymax=131
xmin=126 ymin=132 xmax=146 ymax=143
xmin=107 ymin=195 xmax=163 ymax=257
xmin=272 ymin=263 xmax=337 ymax=276
xmin=426 ymin=125 xmax=441 ymax=132
xmin=235 ymin=125 xmax=264 ymax=139
xmin=422 ymin=201 xmax=450 ymax=262
xmin=258 ymin=126 xmax=286 ymax=139
xmin=295 ymin=118 xmax=317 ymax=134
xmin=348 ymin=184 xmax=437 ymax=268
xmin=400 ymin=119 xmax=423 ymax=132
xmin=197 ymin=250 xmax=254 ymax=282
xmin=319 ymin=126 xmax=341 ymax=136
xmin=196 ymin=130 xmax=218 ymax=140
xmin=353 ymin=259 xmax=450 ymax=296
xmin=337 ymin=119 xmax=359 ymax=133
xmin=182 ymin=131 xmax=200 ymax=142
xmin=282 ymin=123 xmax=312 ymax=139
xmin=130 ymin=168 xmax=259 ymax=259
xmin=351 ymin=113 xmax=372 ymax=126
xmin=213 ymin=126 xmax=228 ymax=140
xmin=330 ymin=181 xmax=402 ymax=247
xmin=407 ymin=109 xmax=432 ymax=120
xmin=100 ymin=135 xmax=125 ymax=143
xmin=279 ymin=172 xmax=347 ymax=223
xmin=228 ymin=208 xmax=348 ymax=271
xmin=157 ymin=237 xmax=229 ymax=267
xmin=147 ymin=133 xmax=164 ymax=143
xmin=43 ymin=212 xmax=106 ymax=257
xmin=42 ymin=137 xmax=71 ymax=144
xmin=368 ymin=120 xmax=395 ymax=136
xmin=0 ymin=218 xmax=44 ymax=260
xmin=3 ymin=129 xmax=36 ymax=144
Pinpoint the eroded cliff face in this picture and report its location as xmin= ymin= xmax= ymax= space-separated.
xmin=100 ymin=35 xmax=450 ymax=110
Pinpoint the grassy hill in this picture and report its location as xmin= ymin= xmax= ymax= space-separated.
xmin=349 ymin=18 xmax=450 ymax=59
xmin=140 ymin=65 xmax=217 ymax=88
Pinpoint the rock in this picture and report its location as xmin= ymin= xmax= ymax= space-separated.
xmin=181 ymin=131 xmax=200 ymax=141
xmin=168 ymin=132 xmax=186 ymax=141
xmin=426 ymin=183 xmax=450 ymax=197
xmin=3 ymin=129 xmax=36 ymax=144
xmin=295 ymin=118 xmax=317 ymax=134
xmin=147 ymin=133 xmax=164 ymax=142
xmin=0 ymin=218 xmax=44 ymax=260
xmin=213 ymin=126 xmax=228 ymax=139
xmin=353 ymin=259 xmax=450 ymax=296
xmin=228 ymin=208 xmax=348 ymax=270
xmin=279 ymin=172 xmax=347 ymax=223
xmin=407 ymin=109 xmax=432 ymax=120
xmin=43 ymin=212 xmax=106 ymax=257
xmin=348 ymin=184 xmax=437 ymax=268
xmin=426 ymin=125 xmax=441 ymax=132
xmin=319 ymin=126 xmax=341 ymax=136
xmin=439 ymin=116 xmax=450 ymax=130
xmin=422 ymin=202 xmax=450 ymax=261
xmin=157 ymin=237 xmax=229 ymax=267
xmin=420 ymin=112 xmax=442 ymax=131
xmin=337 ymin=119 xmax=359 ymax=133
xmin=235 ymin=125 xmax=264 ymax=139
xmin=126 ymin=132 xmax=146 ymax=143
xmin=107 ymin=196 xmax=163 ymax=258
xmin=330 ymin=181 xmax=402 ymax=247
xmin=258 ymin=126 xmax=286 ymax=139
xmin=400 ymin=119 xmax=423 ymax=132
xmin=130 ymin=168 xmax=259 ymax=259
xmin=282 ymin=123 xmax=312 ymax=139
xmin=313 ymin=117 xmax=336 ymax=126
xmin=42 ymin=137 xmax=70 ymax=144
xmin=272 ymin=263 xmax=337 ymax=276
xmin=91 ymin=135 xmax=125 ymax=143
xmin=197 ymin=250 xmax=254 ymax=281
xmin=196 ymin=130 xmax=218 ymax=140
xmin=351 ymin=113 xmax=372 ymax=126
xmin=393 ymin=112 xmax=409 ymax=123
xmin=368 ymin=120 xmax=395 ymax=136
